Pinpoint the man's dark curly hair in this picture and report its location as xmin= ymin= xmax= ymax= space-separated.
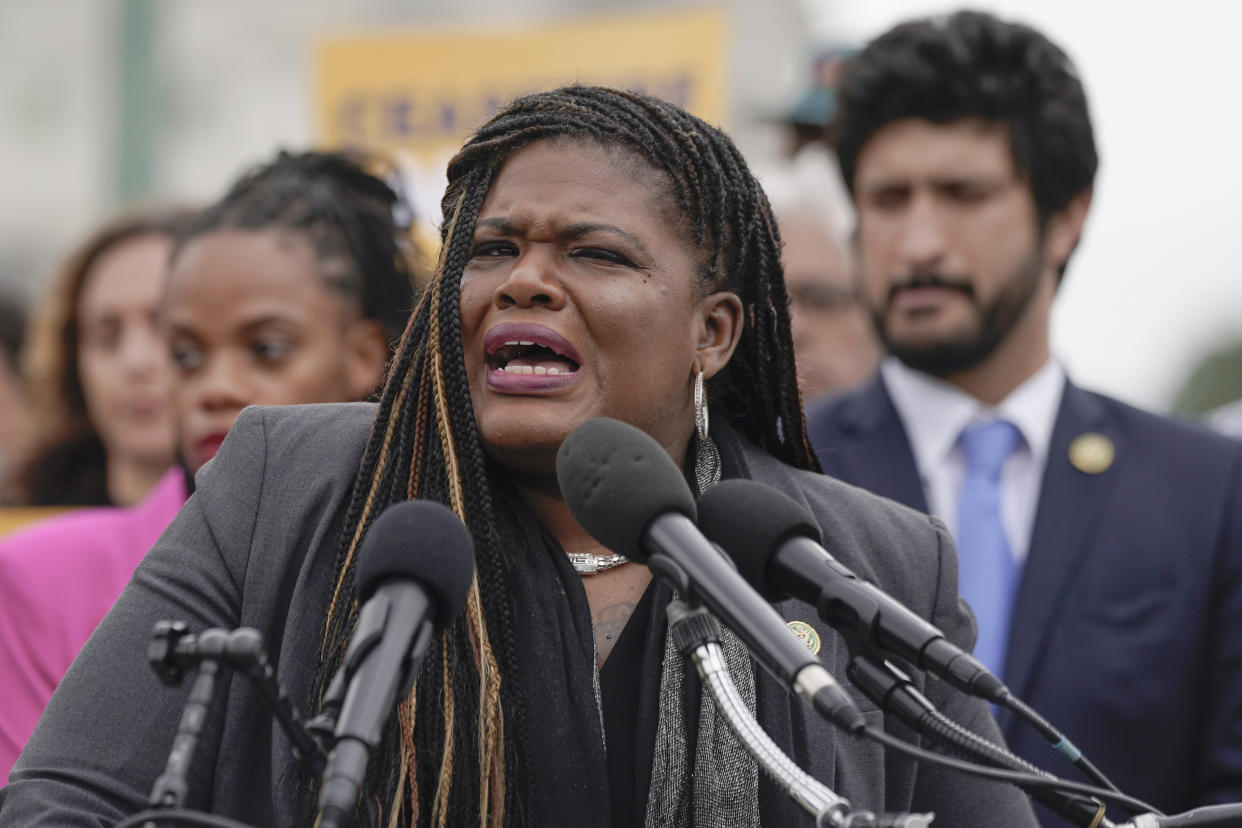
xmin=835 ymin=10 xmax=1097 ymax=228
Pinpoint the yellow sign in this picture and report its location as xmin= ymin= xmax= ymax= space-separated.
xmin=315 ymin=9 xmax=728 ymax=158
xmin=314 ymin=10 xmax=728 ymax=230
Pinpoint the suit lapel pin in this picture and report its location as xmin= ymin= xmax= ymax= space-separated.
xmin=1069 ymin=432 xmax=1114 ymax=474
xmin=786 ymin=620 xmax=822 ymax=655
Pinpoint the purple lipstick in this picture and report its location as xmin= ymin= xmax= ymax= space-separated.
xmin=483 ymin=322 xmax=583 ymax=392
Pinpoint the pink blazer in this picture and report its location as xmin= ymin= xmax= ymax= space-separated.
xmin=0 ymin=469 xmax=187 ymax=780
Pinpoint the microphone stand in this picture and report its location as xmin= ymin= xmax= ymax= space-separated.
xmin=147 ymin=622 xmax=329 ymax=774
xmin=665 ymin=599 xmax=934 ymax=828
xmin=115 ymin=621 xmax=332 ymax=828
xmin=145 ymin=623 xmax=230 ymax=814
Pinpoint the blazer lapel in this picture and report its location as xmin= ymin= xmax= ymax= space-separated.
xmin=1004 ymin=382 xmax=1123 ymax=708
xmin=814 ymin=374 xmax=928 ymax=513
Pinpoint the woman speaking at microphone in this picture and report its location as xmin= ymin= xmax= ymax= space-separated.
xmin=0 ymin=87 xmax=1036 ymax=827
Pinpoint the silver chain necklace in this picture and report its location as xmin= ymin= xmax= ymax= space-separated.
xmin=566 ymin=551 xmax=630 ymax=574
xmin=566 ymin=425 xmax=722 ymax=575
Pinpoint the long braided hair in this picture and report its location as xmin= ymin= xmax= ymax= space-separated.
xmin=310 ymin=85 xmax=817 ymax=827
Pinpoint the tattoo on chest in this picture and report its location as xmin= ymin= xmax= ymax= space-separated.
xmin=594 ymin=600 xmax=638 ymax=660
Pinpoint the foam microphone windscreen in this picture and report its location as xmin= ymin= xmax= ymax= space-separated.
xmin=555 ymin=417 xmax=697 ymax=561
xmin=354 ymin=500 xmax=476 ymax=627
xmin=696 ymin=479 xmax=822 ymax=601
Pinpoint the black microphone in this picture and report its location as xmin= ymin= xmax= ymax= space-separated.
xmin=555 ymin=418 xmax=865 ymax=733
xmin=317 ymin=500 xmax=476 ymax=828
xmin=696 ymin=479 xmax=1009 ymax=704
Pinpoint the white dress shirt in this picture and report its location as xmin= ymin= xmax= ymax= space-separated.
xmin=880 ymin=356 xmax=1065 ymax=564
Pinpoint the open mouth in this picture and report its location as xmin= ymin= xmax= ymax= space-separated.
xmin=487 ymin=340 xmax=581 ymax=375
xmin=483 ymin=323 xmax=583 ymax=381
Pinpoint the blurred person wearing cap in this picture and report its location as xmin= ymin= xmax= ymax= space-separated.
xmin=805 ymin=11 xmax=1242 ymax=824
xmin=769 ymin=46 xmax=857 ymax=249
xmin=780 ymin=45 xmax=855 ymax=156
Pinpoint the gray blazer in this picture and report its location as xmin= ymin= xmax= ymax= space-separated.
xmin=0 ymin=403 xmax=1037 ymax=826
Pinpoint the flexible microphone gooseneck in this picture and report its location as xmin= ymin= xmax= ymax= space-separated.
xmin=316 ymin=500 xmax=476 ymax=828
xmin=555 ymin=417 xmax=864 ymax=734
xmin=665 ymin=599 xmax=933 ymax=828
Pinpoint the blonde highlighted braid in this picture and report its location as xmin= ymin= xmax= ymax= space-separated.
xmin=310 ymin=86 xmax=817 ymax=827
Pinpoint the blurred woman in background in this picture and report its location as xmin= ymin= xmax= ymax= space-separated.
xmin=5 ymin=208 xmax=192 ymax=507
xmin=0 ymin=150 xmax=419 ymax=779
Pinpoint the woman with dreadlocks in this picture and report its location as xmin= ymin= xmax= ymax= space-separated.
xmin=0 ymin=88 xmax=1036 ymax=826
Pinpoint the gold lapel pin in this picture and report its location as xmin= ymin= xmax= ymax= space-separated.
xmin=786 ymin=620 xmax=822 ymax=655
xmin=1069 ymin=432 xmax=1115 ymax=475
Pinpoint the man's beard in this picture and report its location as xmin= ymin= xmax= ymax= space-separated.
xmin=871 ymin=245 xmax=1045 ymax=377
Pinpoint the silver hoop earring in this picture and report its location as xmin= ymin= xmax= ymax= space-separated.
xmin=694 ymin=371 xmax=710 ymax=440
xmin=693 ymin=371 xmax=721 ymax=493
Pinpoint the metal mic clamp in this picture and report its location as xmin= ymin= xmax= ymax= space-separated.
xmin=143 ymin=621 xmax=330 ymax=814
xmin=148 ymin=620 xmax=195 ymax=686
xmin=305 ymin=668 xmax=347 ymax=750
xmin=146 ymin=627 xmax=229 ymax=810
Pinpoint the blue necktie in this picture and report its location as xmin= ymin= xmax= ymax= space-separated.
xmin=956 ymin=419 xmax=1022 ymax=678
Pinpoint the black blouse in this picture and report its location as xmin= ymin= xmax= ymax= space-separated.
xmin=599 ymin=581 xmax=658 ymax=828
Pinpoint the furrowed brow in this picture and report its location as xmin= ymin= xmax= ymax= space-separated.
xmin=560 ymin=222 xmax=651 ymax=257
xmin=474 ymin=218 xmax=519 ymax=234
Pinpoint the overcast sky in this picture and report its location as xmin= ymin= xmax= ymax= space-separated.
xmin=805 ymin=0 xmax=1242 ymax=412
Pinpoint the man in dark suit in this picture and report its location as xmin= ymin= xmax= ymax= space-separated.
xmin=805 ymin=11 xmax=1242 ymax=824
